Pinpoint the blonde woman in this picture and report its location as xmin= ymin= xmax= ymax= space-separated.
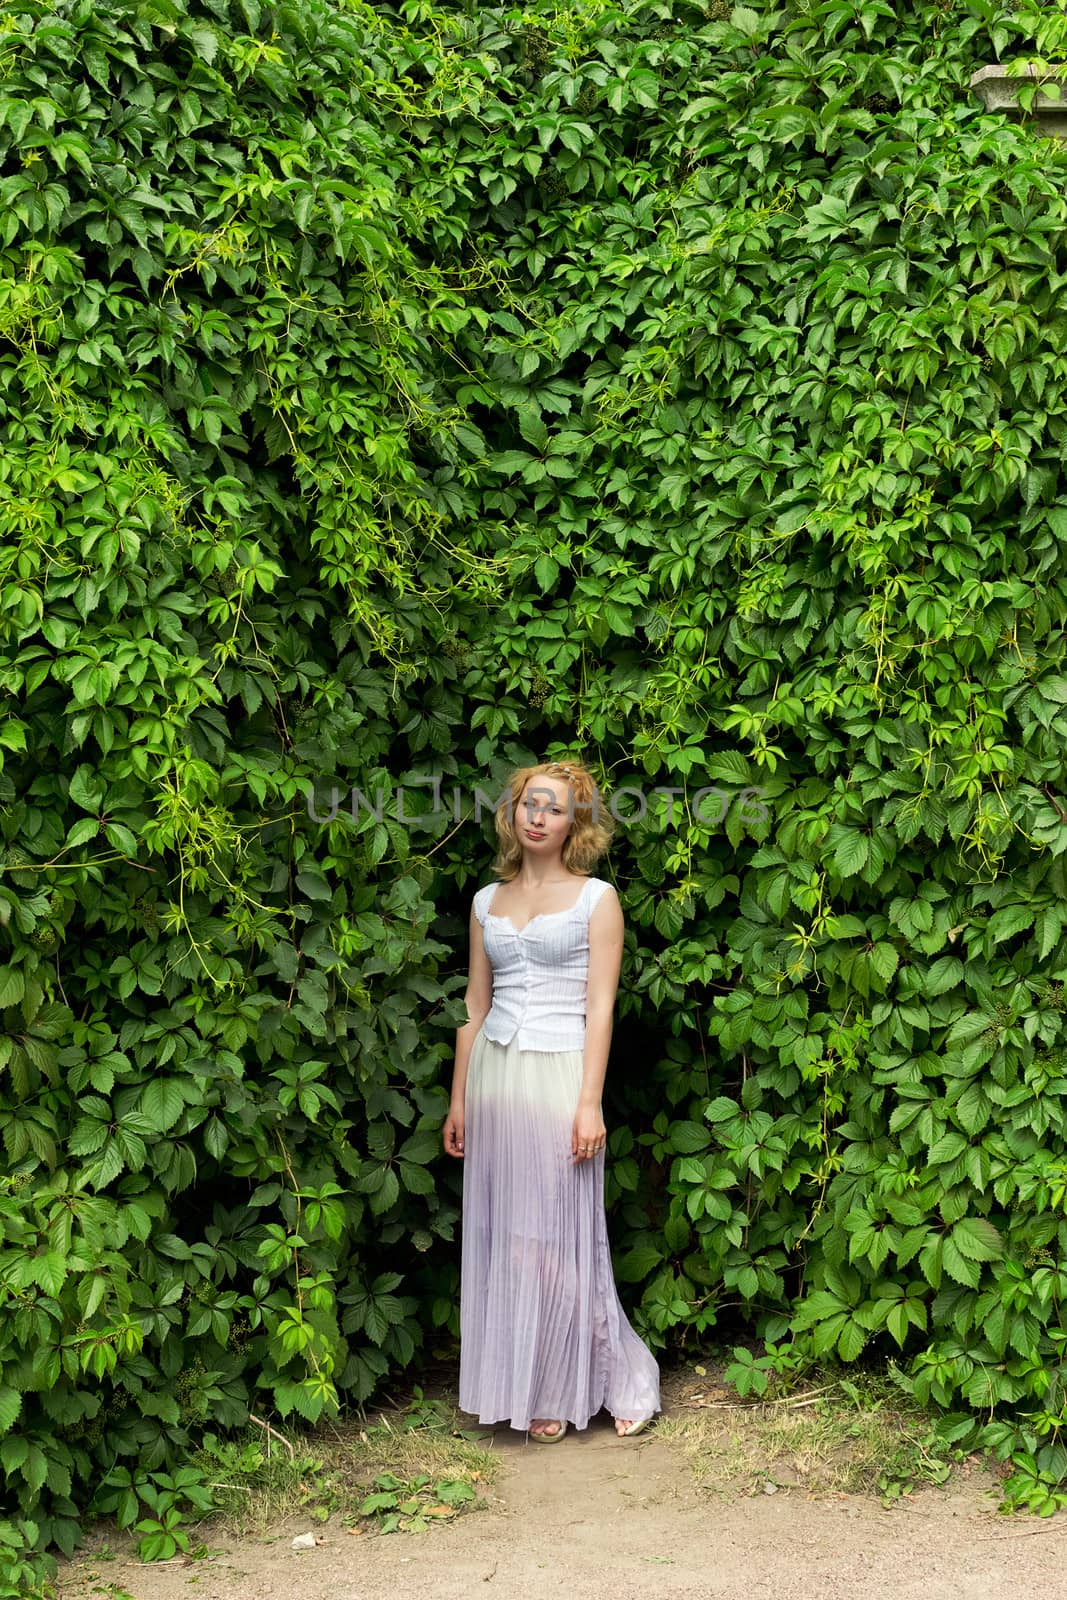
xmin=443 ymin=759 xmax=661 ymax=1442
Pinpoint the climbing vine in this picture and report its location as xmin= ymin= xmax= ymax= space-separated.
xmin=3 ymin=0 xmax=1067 ymax=1583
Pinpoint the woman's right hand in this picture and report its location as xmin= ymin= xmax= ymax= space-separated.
xmin=443 ymin=1106 xmax=465 ymax=1158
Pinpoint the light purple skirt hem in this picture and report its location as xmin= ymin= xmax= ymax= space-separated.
xmin=456 ymin=1402 xmax=661 ymax=1434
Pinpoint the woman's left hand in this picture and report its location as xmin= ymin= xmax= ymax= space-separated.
xmin=572 ymin=1103 xmax=607 ymax=1164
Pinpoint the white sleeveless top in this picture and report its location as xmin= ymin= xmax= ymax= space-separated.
xmin=472 ymin=875 xmax=614 ymax=1051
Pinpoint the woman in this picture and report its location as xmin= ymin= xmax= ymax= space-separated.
xmin=443 ymin=758 xmax=661 ymax=1442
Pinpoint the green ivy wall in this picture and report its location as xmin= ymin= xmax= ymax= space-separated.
xmin=2 ymin=0 xmax=1067 ymax=1576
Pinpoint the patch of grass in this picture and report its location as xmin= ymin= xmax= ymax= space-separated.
xmin=656 ymin=1362 xmax=987 ymax=1506
xmin=192 ymin=1386 xmax=500 ymax=1537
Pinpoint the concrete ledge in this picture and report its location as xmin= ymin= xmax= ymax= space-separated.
xmin=970 ymin=62 xmax=1067 ymax=137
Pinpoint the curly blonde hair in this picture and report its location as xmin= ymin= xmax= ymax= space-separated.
xmin=491 ymin=758 xmax=615 ymax=880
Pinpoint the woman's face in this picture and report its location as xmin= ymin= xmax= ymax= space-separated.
xmin=517 ymin=776 xmax=573 ymax=858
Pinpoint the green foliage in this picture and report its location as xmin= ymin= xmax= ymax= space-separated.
xmin=3 ymin=0 xmax=1067 ymax=1580
xmin=95 ymin=1464 xmax=214 ymax=1560
xmin=194 ymin=1390 xmax=491 ymax=1530
xmin=0 ymin=0 xmax=489 ymax=1583
xmin=356 ymin=1469 xmax=477 ymax=1533
xmin=0 ymin=1521 xmax=56 ymax=1599
xmin=723 ymin=1340 xmax=806 ymax=1398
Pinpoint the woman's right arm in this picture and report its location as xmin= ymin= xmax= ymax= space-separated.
xmin=443 ymin=901 xmax=493 ymax=1156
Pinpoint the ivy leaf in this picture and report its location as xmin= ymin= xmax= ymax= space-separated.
xmin=614 ymin=1246 xmax=664 ymax=1282
xmin=927 ymin=1131 xmax=967 ymax=1165
xmin=516 ymin=407 xmax=549 ymax=450
xmin=534 ymin=553 xmax=559 ymax=589
xmin=941 ymin=1236 xmax=981 ymax=1288
xmin=188 ymin=24 xmax=218 ymax=62
xmin=1035 ymin=906 xmax=1064 ymax=961
xmin=671 ymin=1121 xmax=712 ymax=1154
xmin=834 ymin=831 xmax=869 ymax=877
xmin=951 ymin=1217 xmax=1004 ymax=1262
xmin=953 ymin=1083 xmax=991 ymax=1137
xmin=0 ymin=967 xmax=25 ymax=1008
xmin=0 ymin=1388 xmax=22 ymax=1435
xmin=492 ymin=449 xmax=537 ymax=475
xmin=869 ymin=942 xmax=899 ymax=982
xmin=139 ymin=1079 xmax=185 ymax=1134
xmin=802 ymin=195 xmax=850 ymax=242
xmin=987 ymin=904 xmax=1035 ymax=943
xmin=704 ymin=1097 xmax=739 ymax=1124
xmin=68 ymin=765 xmax=105 ymax=810
xmin=837 ymin=1317 xmax=868 ymax=1362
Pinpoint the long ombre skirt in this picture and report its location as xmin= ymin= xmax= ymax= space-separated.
xmin=457 ymin=1025 xmax=661 ymax=1432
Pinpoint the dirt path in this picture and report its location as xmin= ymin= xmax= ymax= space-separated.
xmin=58 ymin=1375 xmax=1067 ymax=1600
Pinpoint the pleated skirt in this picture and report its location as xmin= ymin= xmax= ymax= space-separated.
xmin=458 ymin=1024 xmax=661 ymax=1433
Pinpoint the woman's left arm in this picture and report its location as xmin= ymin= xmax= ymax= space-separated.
xmin=574 ymin=887 xmax=624 ymax=1157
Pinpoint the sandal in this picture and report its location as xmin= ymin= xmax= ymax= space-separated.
xmin=530 ymin=1420 xmax=568 ymax=1443
xmin=616 ymin=1416 xmax=653 ymax=1437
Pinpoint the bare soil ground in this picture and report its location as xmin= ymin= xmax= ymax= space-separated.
xmin=57 ymin=1362 xmax=1067 ymax=1600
